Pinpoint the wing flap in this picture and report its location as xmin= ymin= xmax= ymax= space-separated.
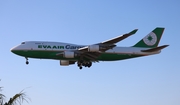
xmin=82 ymin=52 xmax=101 ymax=62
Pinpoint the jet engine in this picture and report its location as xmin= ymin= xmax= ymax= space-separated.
xmin=60 ymin=60 xmax=75 ymax=66
xmin=63 ymin=51 xmax=75 ymax=58
xmin=88 ymin=45 xmax=100 ymax=52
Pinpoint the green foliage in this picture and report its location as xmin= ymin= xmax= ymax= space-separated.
xmin=0 ymin=80 xmax=29 ymax=105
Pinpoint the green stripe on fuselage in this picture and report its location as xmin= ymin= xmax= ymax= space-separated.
xmin=12 ymin=50 xmax=142 ymax=61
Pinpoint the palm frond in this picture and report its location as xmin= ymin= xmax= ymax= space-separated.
xmin=0 ymin=93 xmax=5 ymax=105
xmin=0 ymin=85 xmax=5 ymax=105
xmin=7 ymin=90 xmax=29 ymax=105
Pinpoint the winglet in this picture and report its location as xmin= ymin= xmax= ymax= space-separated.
xmin=128 ymin=29 xmax=138 ymax=35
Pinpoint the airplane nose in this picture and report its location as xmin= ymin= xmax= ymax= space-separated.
xmin=10 ymin=46 xmax=18 ymax=53
xmin=10 ymin=46 xmax=24 ymax=56
xmin=10 ymin=47 xmax=15 ymax=53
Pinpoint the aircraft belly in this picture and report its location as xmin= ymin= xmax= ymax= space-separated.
xmin=97 ymin=53 xmax=142 ymax=61
xmin=99 ymin=47 xmax=144 ymax=61
xmin=13 ymin=50 xmax=79 ymax=60
xmin=105 ymin=47 xmax=147 ymax=55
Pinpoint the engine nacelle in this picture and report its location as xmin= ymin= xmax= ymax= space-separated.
xmin=88 ymin=45 xmax=100 ymax=52
xmin=60 ymin=60 xmax=75 ymax=66
xmin=63 ymin=51 xmax=75 ymax=58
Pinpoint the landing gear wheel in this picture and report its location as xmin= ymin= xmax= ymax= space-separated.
xmin=26 ymin=61 xmax=29 ymax=65
xmin=78 ymin=63 xmax=81 ymax=67
xmin=87 ymin=62 xmax=92 ymax=68
xmin=25 ymin=57 xmax=29 ymax=65
xmin=77 ymin=60 xmax=92 ymax=69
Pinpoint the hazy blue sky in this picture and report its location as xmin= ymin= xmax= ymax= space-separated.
xmin=0 ymin=0 xmax=180 ymax=105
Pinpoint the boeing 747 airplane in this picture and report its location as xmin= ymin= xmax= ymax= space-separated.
xmin=11 ymin=27 xmax=168 ymax=69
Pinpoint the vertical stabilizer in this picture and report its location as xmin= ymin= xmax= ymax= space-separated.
xmin=133 ymin=27 xmax=165 ymax=48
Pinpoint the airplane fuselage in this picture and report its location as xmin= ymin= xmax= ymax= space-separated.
xmin=11 ymin=27 xmax=167 ymax=69
xmin=11 ymin=41 xmax=160 ymax=61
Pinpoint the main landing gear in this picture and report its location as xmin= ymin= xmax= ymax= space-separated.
xmin=25 ymin=57 xmax=29 ymax=65
xmin=77 ymin=61 xmax=92 ymax=69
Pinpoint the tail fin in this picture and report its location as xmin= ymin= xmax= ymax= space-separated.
xmin=133 ymin=27 xmax=165 ymax=48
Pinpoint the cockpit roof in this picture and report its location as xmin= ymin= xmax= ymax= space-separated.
xmin=21 ymin=42 xmax=25 ymax=44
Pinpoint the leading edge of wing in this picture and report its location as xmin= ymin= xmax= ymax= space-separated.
xmin=78 ymin=28 xmax=138 ymax=52
xmin=101 ymin=29 xmax=138 ymax=44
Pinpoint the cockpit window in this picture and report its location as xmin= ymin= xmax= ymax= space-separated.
xmin=21 ymin=42 xmax=25 ymax=44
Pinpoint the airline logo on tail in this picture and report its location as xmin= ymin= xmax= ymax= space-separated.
xmin=143 ymin=32 xmax=157 ymax=46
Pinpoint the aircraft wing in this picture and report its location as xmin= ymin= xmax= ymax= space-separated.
xmin=100 ymin=29 xmax=138 ymax=45
xmin=77 ymin=52 xmax=101 ymax=62
xmin=78 ymin=29 xmax=138 ymax=52
xmin=76 ymin=29 xmax=138 ymax=62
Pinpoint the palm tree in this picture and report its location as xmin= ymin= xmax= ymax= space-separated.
xmin=0 ymin=80 xmax=29 ymax=105
xmin=0 ymin=81 xmax=5 ymax=105
xmin=0 ymin=87 xmax=5 ymax=105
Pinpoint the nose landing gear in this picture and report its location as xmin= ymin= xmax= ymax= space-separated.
xmin=25 ymin=57 xmax=29 ymax=65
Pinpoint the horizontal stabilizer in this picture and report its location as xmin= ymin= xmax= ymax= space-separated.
xmin=141 ymin=45 xmax=169 ymax=52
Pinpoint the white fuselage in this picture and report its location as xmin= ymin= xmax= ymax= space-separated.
xmin=11 ymin=41 xmax=160 ymax=56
